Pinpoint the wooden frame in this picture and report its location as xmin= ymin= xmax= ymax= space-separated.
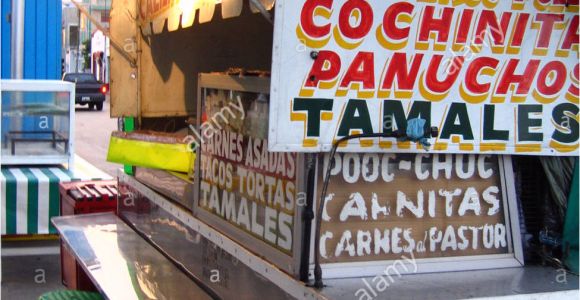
xmin=307 ymin=155 xmax=524 ymax=279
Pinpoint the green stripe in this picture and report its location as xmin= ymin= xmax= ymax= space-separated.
xmin=41 ymin=169 xmax=61 ymax=234
xmin=21 ymin=169 xmax=39 ymax=234
xmin=2 ymin=169 xmax=17 ymax=234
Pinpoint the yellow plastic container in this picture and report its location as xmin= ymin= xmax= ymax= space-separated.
xmin=107 ymin=135 xmax=195 ymax=173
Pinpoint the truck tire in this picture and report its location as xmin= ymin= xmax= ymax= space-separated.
xmin=96 ymin=102 xmax=103 ymax=111
xmin=89 ymin=103 xmax=95 ymax=110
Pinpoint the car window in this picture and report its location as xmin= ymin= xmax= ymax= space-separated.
xmin=63 ymin=74 xmax=97 ymax=83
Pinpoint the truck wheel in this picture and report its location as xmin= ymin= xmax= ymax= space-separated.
xmin=96 ymin=102 xmax=103 ymax=111
xmin=89 ymin=103 xmax=95 ymax=110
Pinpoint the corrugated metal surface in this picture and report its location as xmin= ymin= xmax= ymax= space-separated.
xmin=1 ymin=0 xmax=62 ymax=79
xmin=1 ymin=0 xmax=11 ymax=78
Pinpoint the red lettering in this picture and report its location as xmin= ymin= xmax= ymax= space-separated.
xmin=534 ymin=13 xmax=565 ymax=48
xmin=339 ymin=52 xmax=375 ymax=90
xmin=418 ymin=6 xmax=454 ymax=44
xmin=382 ymin=2 xmax=414 ymax=40
xmin=496 ymin=59 xmax=541 ymax=95
xmin=473 ymin=10 xmax=512 ymax=47
xmin=338 ymin=0 xmax=373 ymax=39
xmin=562 ymin=15 xmax=579 ymax=50
xmin=304 ymin=51 xmax=341 ymax=88
xmin=300 ymin=0 xmax=332 ymax=39
xmin=381 ymin=53 xmax=423 ymax=91
xmin=425 ymin=55 xmax=464 ymax=94
xmin=536 ymin=61 xmax=567 ymax=96
xmin=510 ymin=13 xmax=530 ymax=48
xmin=455 ymin=9 xmax=474 ymax=45
xmin=465 ymin=57 xmax=499 ymax=94
xmin=568 ymin=64 xmax=579 ymax=97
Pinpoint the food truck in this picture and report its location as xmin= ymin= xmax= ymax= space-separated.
xmin=53 ymin=0 xmax=579 ymax=299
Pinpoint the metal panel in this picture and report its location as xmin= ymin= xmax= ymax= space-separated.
xmin=116 ymin=171 xmax=578 ymax=299
xmin=1 ymin=0 xmax=11 ymax=79
xmin=2 ymin=0 xmax=62 ymax=80
xmin=118 ymin=172 xmax=322 ymax=299
xmin=52 ymin=213 xmax=215 ymax=300
xmin=35 ymin=0 xmax=47 ymax=79
xmin=319 ymin=266 xmax=579 ymax=299
xmin=46 ymin=2 xmax=61 ymax=80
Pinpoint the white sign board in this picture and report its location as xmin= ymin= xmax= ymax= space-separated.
xmin=269 ymin=0 xmax=579 ymax=155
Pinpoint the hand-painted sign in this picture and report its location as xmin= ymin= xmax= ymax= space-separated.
xmin=195 ymin=75 xmax=304 ymax=276
xmin=269 ymin=0 xmax=579 ymax=155
xmin=314 ymin=153 xmax=522 ymax=277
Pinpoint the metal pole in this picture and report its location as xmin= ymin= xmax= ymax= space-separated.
xmin=10 ymin=0 xmax=25 ymax=79
xmin=89 ymin=0 xmax=92 ymax=74
xmin=10 ymin=0 xmax=25 ymax=137
xmin=76 ymin=7 xmax=80 ymax=72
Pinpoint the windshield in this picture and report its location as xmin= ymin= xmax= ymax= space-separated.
xmin=63 ymin=73 xmax=97 ymax=83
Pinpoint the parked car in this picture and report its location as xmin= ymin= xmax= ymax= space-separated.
xmin=62 ymin=73 xmax=108 ymax=111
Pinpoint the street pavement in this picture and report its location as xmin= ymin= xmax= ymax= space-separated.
xmin=1 ymin=241 xmax=63 ymax=300
xmin=74 ymin=96 xmax=120 ymax=176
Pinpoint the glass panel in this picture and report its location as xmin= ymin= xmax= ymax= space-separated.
xmin=1 ymin=90 xmax=71 ymax=157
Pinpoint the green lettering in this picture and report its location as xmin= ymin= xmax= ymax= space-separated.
xmin=551 ymin=103 xmax=579 ymax=144
xmin=293 ymin=98 xmax=334 ymax=136
xmin=337 ymin=99 xmax=373 ymax=136
xmin=382 ymin=100 xmax=431 ymax=134
xmin=441 ymin=103 xmax=474 ymax=140
xmin=517 ymin=105 xmax=543 ymax=142
xmin=483 ymin=105 xmax=509 ymax=141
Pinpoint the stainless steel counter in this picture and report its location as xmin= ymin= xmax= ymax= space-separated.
xmin=321 ymin=265 xmax=578 ymax=300
xmin=52 ymin=213 xmax=215 ymax=300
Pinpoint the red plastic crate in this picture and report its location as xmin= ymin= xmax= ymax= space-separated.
xmin=60 ymin=180 xmax=118 ymax=215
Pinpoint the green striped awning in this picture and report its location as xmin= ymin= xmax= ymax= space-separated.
xmin=1 ymin=167 xmax=76 ymax=235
